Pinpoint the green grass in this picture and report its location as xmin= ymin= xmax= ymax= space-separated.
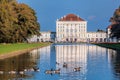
xmin=0 ymin=42 xmax=51 ymax=54
xmin=94 ymin=43 xmax=120 ymax=50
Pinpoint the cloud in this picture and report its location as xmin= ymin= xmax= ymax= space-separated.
xmin=87 ymin=16 xmax=96 ymax=20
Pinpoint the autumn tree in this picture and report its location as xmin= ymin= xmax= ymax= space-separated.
xmin=0 ymin=0 xmax=40 ymax=43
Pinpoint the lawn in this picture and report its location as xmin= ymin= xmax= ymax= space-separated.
xmin=94 ymin=43 xmax=120 ymax=50
xmin=0 ymin=42 xmax=51 ymax=54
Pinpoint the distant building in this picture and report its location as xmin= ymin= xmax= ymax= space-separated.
xmin=39 ymin=31 xmax=56 ymax=42
xmin=27 ymin=35 xmax=38 ymax=42
xmin=87 ymin=31 xmax=107 ymax=42
xmin=28 ymin=31 xmax=56 ymax=42
xmin=56 ymin=14 xmax=107 ymax=42
xmin=39 ymin=31 xmax=53 ymax=42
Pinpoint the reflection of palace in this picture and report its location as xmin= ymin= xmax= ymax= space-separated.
xmin=39 ymin=45 xmax=52 ymax=68
xmin=55 ymin=44 xmax=111 ymax=75
xmin=107 ymin=49 xmax=116 ymax=63
xmin=55 ymin=44 xmax=87 ymax=74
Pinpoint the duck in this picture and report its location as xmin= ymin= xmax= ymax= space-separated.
xmin=19 ymin=71 xmax=24 ymax=74
xmin=53 ymin=68 xmax=60 ymax=74
xmin=33 ymin=67 xmax=40 ymax=72
xmin=45 ymin=70 xmax=53 ymax=74
xmin=24 ymin=69 xmax=27 ymax=72
xmin=63 ymin=62 xmax=67 ymax=68
xmin=9 ymin=71 xmax=17 ymax=74
xmin=56 ymin=62 xmax=59 ymax=65
xmin=73 ymin=67 xmax=81 ymax=72
xmin=0 ymin=71 xmax=4 ymax=74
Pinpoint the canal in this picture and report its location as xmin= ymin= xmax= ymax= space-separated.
xmin=0 ymin=43 xmax=120 ymax=80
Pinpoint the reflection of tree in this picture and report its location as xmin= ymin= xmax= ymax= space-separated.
xmin=0 ymin=49 xmax=40 ymax=80
xmin=110 ymin=50 xmax=120 ymax=77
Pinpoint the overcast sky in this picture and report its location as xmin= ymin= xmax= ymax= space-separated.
xmin=18 ymin=0 xmax=119 ymax=32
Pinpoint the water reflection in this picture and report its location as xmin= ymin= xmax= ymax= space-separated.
xmin=56 ymin=44 xmax=87 ymax=80
xmin=0 ymin=44 xmax=120 ymax=80
xmin=55 ymin=44 xmax=120 ymax=80
xmin=108 ymin=49 xmax=120 ymax=79
xmin=0 ymin=49 xmax=40 ymax=80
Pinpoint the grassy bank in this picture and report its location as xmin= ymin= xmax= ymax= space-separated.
xmin=94 ymin=43 xmax=120 ymax=50
xmin=0 ymin=42 xmax=51 ymax=54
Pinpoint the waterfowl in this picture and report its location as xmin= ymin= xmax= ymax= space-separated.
xmin=24 ymin=69 xmax=27 ymax=72
xmin=33 ymin=67 xmax=40 ymax=72
xmin=53 ymin=69 xmax=60 ymax=74
xmin=45 ymin=70 xmax=53 ymax=74
xmin=73 ymin=67 xmax=81 ymax=72
xmin=0 ymin=71 xmax=4 ymax=74
xmin=56 ymin=62 xmax=59 ymax=65
xmin=9 ymin=71 xmax=16 ymax=74
xmin=19 ymin=71 xmax=24 ymax=74
xmin=63 ymin=63 xmax=67 ymax=68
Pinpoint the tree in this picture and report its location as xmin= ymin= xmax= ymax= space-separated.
xmin=0 ymin=0 xmax=40 ymax=43
xmin=110 ymin=6 xmax=120 ymax=23
xmin=111 ymin=24 xmax=120 ymax=39
xmin=110 ymin=6 xmax=120 ymax=40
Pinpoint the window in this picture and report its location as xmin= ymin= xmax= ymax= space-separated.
xmin=101 ymin=34 xmax=102 ymax=37
xmin=75 ymin=24 xmax=77 ymax=26
xmin=96 ymin=34 xmax=97 ymax=37
xmin=75 ymin=29 xmax=77 ymax=32
xmin=66 ymin=29 xmax=69 ymax=32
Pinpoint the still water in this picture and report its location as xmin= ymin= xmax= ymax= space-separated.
xmin=0 ymin=43 xmax=120 ymax=80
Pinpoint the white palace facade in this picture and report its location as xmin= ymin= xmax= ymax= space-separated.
xmin=28 ymin=13 xmax=108 ymax=43
xmin=56 ymin=14 xmax=107 ymax=42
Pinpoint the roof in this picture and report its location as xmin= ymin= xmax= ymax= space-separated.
xmin=59 ymin=14 xmax=85 ymax=21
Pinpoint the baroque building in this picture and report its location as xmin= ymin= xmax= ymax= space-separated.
xmin=28 ymin=31 xmax=56 ymax=42
xmin=28 ymin=13 xmax=107 ymax=43
xmin=56 ymin=14 xmax=107 ymax=42
xmin=56 ymin=14 xmax=87 ymax=42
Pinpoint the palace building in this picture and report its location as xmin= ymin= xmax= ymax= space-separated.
xmin=28 ymin=31 xmax=56 ymax=42
xmin=56 ymin=14 xmax=87 ymax=42
xmin=28 ymin=13 xmax=107 ymax=43
xmin=56 ymin=14 xmax=107 ymax=42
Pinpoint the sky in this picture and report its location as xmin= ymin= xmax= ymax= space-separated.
xmin=18 ymin=0 xmax=120 ymax=32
